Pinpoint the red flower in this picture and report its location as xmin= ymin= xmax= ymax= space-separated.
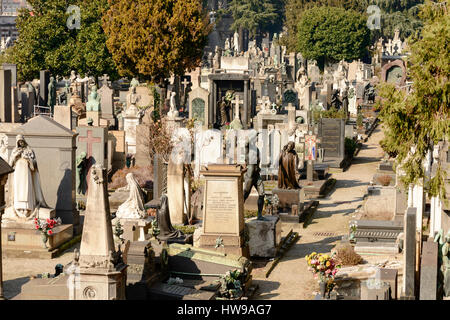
xmin=35 ymin=225 xmax=39 ymax=229
xmin=48 ymin=230 xmax=53 ymax=235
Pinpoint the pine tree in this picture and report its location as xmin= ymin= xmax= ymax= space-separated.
xmin=378 ymin=0 xmax=449 ymax=199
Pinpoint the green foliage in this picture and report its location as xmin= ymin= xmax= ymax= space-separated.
xmin=173 ymin=225 xmax=196 ymax=234
xmin=12 ymin=0 xmax=117 ymax=82
xmin=312 ymin=106 xmax=347 ymax=123
xmin=378 ymin=0 xmax=449 ymax=199
xmin=357 ymin=112 xmax=364 ymax=127
xmin=284 ymin=0 xmax=424 ymax=52
xmin=225 ymin=0 xmax=281 ymax=38
xmin=345 ymin=137 xmax=358 ymax=156
xmin=102 ymin=0 xmax=210 ymax=85
xmin=296 ymin=6 xmax=370 ymax=67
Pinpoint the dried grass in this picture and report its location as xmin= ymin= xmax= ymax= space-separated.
xmin=377 ymin=174 xmax=392 ymax=186
xmin=109 ymin=166 xmax=153 ymax=190
xmin=336 ymin=244 xmax=363 ymax=266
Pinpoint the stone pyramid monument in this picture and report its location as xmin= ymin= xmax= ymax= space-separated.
xmin=71 ymin=164 xmax=127 ymax=300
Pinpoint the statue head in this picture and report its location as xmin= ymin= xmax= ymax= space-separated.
xmin=16 ymin=134 xmax=27 ymax=148
xmin=78 ymin=151 xmax=87 ymax=160
xmin=284 ymin=141 xmax=295 ymax=152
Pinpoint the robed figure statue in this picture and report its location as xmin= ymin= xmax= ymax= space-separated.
xmin=278 ymin=141 xmax=301 ymax=189
xmin=115 ymin=173 xmax=147 ymax=219
xmin=7 ymin=135 xmax=49 ymax=219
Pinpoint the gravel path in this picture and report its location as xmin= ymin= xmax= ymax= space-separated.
xmin=251 ymin=127 xmax=385 ymax=300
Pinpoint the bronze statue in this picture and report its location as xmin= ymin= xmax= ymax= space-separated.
xmin=48 ymin=76 xmax=57 ymax=114
xmin=156 ymin=194 xmax=190 ymax=243
xmin=243 ymin=141 xmax=265 ymax=220
xmin=278 ymin=141 xmax=301 ymax=189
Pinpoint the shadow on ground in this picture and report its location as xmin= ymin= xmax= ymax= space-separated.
xmin=3 ymin=277 xmax=30 ymax=300
xmin=251 ymin=280 xmax=281 ymax=300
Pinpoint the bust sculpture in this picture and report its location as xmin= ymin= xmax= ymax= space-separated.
xmin=5 ymin=135 xmax=49 ymax=220
xmin=86 ymin=85 xmax=101 ymax=112
xmin=278 ymin=141 xmax=301 ymax=189
xmin=115 ymin=173 xmax=147 ymax=219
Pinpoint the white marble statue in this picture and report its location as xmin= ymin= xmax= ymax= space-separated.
xmin=167 ymin=91 xmax=179 ymax=118
xmin=233 ymin=31 xmax=240 ymax=54
xmin=6 ymin=135 xmax=49 ymax=220
xmin=124 ymin=80 xmax=141 ymax=117
xmin=295 ymin=66 xmax=310 ymax=109
xmin=115 ymin=173 xmax=147 ymax=219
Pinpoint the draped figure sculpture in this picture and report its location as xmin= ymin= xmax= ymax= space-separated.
xmin=156 ymin=194 xmax=187 ymax=242
xmin=115 ymin=173 xmax=147 ymax=219
xmin=278 ymin=141 xmax=301 ymax=189
xmin=6 ymin=135 xmax=49 ymax=220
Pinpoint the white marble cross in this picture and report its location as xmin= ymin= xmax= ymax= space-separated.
xmin=233 ymin=94 xmax=244 ymax=120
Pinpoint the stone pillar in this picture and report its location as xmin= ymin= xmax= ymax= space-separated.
xmin=402 ymin=207 xmax=416 ymax=298
xmin=209 ymin=80 xmax=216 ymax=126
xmin=243 ymin=80 xmax=249 ymax=129
xmin=429 ymin=196 xmax=442 ymax=238
xmin=167 ymin=159 xmax=186 ymax=225
xmin=412 ymin=182 xmax=424 ymax=233
xmin=39 ymin=70 xmax=50 ymax=106
xmin=0 ymin=69 xmax=11 ymax=123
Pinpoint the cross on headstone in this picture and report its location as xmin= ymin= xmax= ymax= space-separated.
xmin=99 ymin=74 xmax=110 ymax=87
xmin=78 ymin=130 xmax=102 ymax=186
xmin=181 ymin=78 xmax=190 ymax=90
xmin=233 ymin=94 xmax=244 ymax=120
xmin=300 ymin=131 xmax=321 ymax=182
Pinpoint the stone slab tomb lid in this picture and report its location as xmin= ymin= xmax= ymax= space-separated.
xmin=11 ymin=115 xmax=76 ymax=137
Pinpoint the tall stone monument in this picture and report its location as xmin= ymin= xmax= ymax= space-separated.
xmin=70 ymin=164 xmax=127 ymax=300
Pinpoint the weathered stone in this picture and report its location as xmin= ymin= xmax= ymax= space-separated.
xmin=402 ymin=207 xmax=416 ymax=298
xmin=246 ymin=216 xmax=281 ymax=258
xmin=419 ymin=240 xmax=438 ymax=300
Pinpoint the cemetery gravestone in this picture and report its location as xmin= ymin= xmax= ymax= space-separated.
xmin=196 ymin=164 xmax=248 ymax=258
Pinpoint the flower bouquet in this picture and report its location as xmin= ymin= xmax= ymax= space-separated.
xmin=306 ymin=252 xmax=341 ymax=298
xmin=34 ymin=217 xmax=62 ymax=248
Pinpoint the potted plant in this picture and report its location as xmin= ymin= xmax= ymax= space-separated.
xmin=306 ymin=252 xmax=341 ymax=298
xmin=34 ymin=217 xmax=62 ymax=249
xmin=349 ymin=221 xmax=358 ymax=243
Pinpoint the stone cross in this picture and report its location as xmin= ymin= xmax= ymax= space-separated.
xmin=181 ymin=78 xmax=190 ymax=90
xmin=99 ymin=74 xmax=110 ymax=87
xmin=300 ymin=131 xmax=321 ymax=182
xmin=78 ymin=130 xmax=102 ymax=184
xmin=233 ymin=94 xmax=244 ymax=120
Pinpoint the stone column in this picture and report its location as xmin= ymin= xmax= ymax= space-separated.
xmin=39 ymin=70 xmax=50 ymax=106
xmin=0 ymin=69 xmax=12 ymax=123
xmin=412 ymin=182 xmax=424 ymax=233
xmin=209 ymin=80 xmax=216 ymax=126
xmin=429 ymin=196 xmax=442 ymax=238
xmin=243 ymin=80 xmax=249 ymax=129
